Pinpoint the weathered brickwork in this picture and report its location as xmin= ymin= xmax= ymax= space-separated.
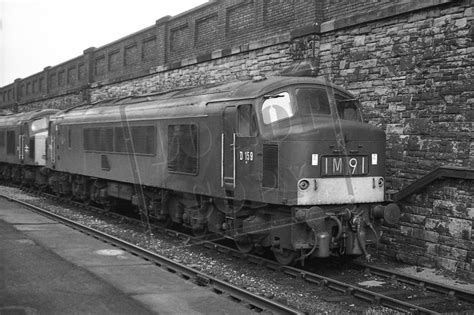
xmin=0 ymin=0 xmax=322 ymax=108
xmin=225 ymin=1 xmax=255 ymax=36
xmin=0 ymin=0 xmax=472 ymax=278
xmin=323 ymin=0 xmax=393 ymax=21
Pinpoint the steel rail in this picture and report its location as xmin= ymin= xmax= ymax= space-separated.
xmin=354 ymin=262 xmax=474 ymax=303
xmin=4 ymin=187 xmax=472 ymax=314
xmin=198 ymin=239 xmax=445 ymax=314
xmin=279 ymin=266 xmax=441 ymax=314
xmin=0 ymin=193 xmax=302 ymax=315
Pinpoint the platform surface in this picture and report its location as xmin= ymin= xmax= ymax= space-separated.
xmin=0 ymin=198 xmax=250 ymax=314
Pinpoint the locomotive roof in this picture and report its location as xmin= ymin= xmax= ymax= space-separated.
xmin=0 ymin=109 xmax=59 ymax=127
xmin=113 ymin=76 xmax=350 ymax=104
xmin=54 ymin=76 xmax=353 ymax=124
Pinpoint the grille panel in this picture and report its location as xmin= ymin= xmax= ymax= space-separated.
xmin=262 ymin=144 xmax=278 ymax=188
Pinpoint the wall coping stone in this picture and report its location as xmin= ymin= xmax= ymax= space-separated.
xmin=321 ymin=0 xmax=458 ymax=33
xmin=2 ymin=0 xmax=462 ymax=106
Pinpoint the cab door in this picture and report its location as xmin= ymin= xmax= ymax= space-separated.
xmin=48 ymin=121 xmax=57 ymax=168
xmin=222 ymin=104 xmax=259 ymax=201
xmin=234 ymin=104 xmax=259 ymax=201
xmin=18 ymin=123 xmax=27 ymax=163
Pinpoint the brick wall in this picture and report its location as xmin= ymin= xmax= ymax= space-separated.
xmin=0 ymin=0 xmax=322 ymax=107
xmin=0 ymin=0 xmax=472 ymax=278
xmin=323 ymin=0 xmax=394 ymax=21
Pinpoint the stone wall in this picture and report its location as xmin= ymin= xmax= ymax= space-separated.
xmin=0 ymin=0 xmax=323 ymax=109
xmin=381 ymin=177 xmax=473 ymax=278
xmin=89 ymin=35 xmax=292 ymax=102
xmin=317 ymin=0 xmax=473 ymax=278
xmin=318 ymin=1 xmax=473 ymax=189
xmin=0 ymin=0 xmax=472 ymax=278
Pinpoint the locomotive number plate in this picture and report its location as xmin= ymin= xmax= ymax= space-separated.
xmin=322 ymin=156 xmax=369 ymax=176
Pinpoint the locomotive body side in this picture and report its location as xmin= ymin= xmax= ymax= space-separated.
xmin=2 ymin=77 xmax=399 ymax=265
xmin=48 ymin=91 xmax=255 ymax=202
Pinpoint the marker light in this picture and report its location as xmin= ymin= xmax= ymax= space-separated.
xmin=371 ymin=153 xmax=378 ymax=165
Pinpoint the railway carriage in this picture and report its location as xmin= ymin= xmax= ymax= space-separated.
xmin=0 ymin=109 xmax=58 ymax=185
xmin=45 ymin=76 xmax=399 ymax=264
xmin=0 ymin=113 xmax=24 ymax=170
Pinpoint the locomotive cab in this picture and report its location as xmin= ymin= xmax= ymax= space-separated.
xmin=18 ymin=109 xmax=59 ymax=186
xmin=0 ymin=109 xmax=58 ymax=185
xmin=236 ymin=80 xmax=400 ymax=264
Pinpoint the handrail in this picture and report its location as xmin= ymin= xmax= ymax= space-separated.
xmin=391 ymin=166 xmax=474 ymax=202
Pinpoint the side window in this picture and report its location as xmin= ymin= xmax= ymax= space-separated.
xmin=6 ymin=130 xmax=15 ymax=155
xmin=114 ymin=127 xmax=127 ymax=153
xmin=83 ymin=128 xmax=94 ymax=151
xmin=168 ymin=124 xmax=198 ymax=175
xmin=98 ymin=128 xmax=113 ymax=152
xmin=114 ymin=126 xmax=155 ymax=155
xmin=29 ymin=138 xmax=35 ymax=159
xmin=0 ymin=130 xmax=5 ymax=148
xmin=261 ymin=92 xmax=293 ymax=124
xmin=83 ymin=127 xmax=113 ymax=152
xmin=238 ymin=104 xmax=257 ymax=137
xmin=295 ymin=88 xmax=330 ymax=116
xmin=67 ymin=128 xmax=72 ymax=149
xmin=130 ymin=126 xmax=155 ymax=154
xmin=335 ymin=96 xmax=363 ymax=122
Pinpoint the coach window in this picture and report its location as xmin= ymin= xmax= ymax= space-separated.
xmin=238 ymin=104 xmax=257 ymax=137
xmin=131 ymin=126 xmax=155 ymax=155
xmin=6 ymin=130 xmax=15 ymax=155
xmin=67 ymin=128 xmax=72 ymax=149
xmin=0 ymin=130 xmax=5 ymax=148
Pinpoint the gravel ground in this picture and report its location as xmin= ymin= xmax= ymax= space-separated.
xmin=1 ymin=186 xmax=404 ymax=314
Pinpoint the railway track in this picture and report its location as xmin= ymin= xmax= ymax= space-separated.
xmin=0 ymin=191 xmax=302 ymax=315
xmin=2 ymin=186 xmax=474 ymax=314
xmin=201 ymin=242 xmax=474 ymax=314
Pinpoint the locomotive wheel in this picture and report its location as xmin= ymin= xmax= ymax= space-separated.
xmin=273 ymin=249 xmax=297 ymax=265
xmin=102 ymin=199 xmax=117 ymax=211
xmin=192 ymin=226 xmax=208 ymax=238
xmin=166 ymin=196 xmax=183 ymax=224
xmin=235 ymin=235 xmax=254 ymax=254
xmin=154 ymin=215 xmax=173 ymax=229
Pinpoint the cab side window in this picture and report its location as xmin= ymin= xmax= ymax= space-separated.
xmin=238 ymin=104 xmax=257 ymax=137
xmin=6 ymin=130 xmax=15 ymax=155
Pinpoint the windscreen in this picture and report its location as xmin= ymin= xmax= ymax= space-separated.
xmin=260 ymin=86 xmax=363 ymax=136
xmin=30 ymin=117 xmax=49 ymax=134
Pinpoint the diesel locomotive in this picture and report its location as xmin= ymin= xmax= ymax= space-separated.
xmin=0 ymin=76 xmax=400 ymax=265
